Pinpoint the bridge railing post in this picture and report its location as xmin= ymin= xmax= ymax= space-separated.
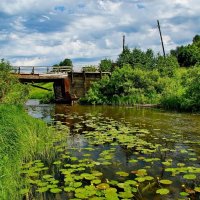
xmin=31 ymin=67 xmax=35 ymax=74
xmin=83 ymin=70 xmax=86 ymax=95
xmin=100 ymin=70 xmax=102 ymax=79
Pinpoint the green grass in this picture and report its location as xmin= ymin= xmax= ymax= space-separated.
xmin=28 ymin=82 xmax=54 ymax=103
xmin=0 ymin=104 xmax=55 ymax=199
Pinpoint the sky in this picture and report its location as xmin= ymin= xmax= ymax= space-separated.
xmin=0 ymin=0 xmax=200 ymax=70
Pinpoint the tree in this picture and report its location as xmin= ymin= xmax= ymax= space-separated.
xmin=52 ymin=58 xmax=73 ymax=72
xmin=116 ymin=47 xmax=155 ymax=69
xmin=82 ymin=65 xmax=98 ymax=72
xmin=116 ymin=47 xmax=132 ymax=67
xmin=171 ymin=35 xmax=200 ymax=67
xmin=59 ymin=58 xmax=72 ymax=66
xmin=193 ymin=34 xmax=200 ymax=44
xmin=154 ymin=55 xmax=179 ymax=77
xmin=171 ymin=45 xmax=200 ymax=67
xmin=99 ymin=58 xmax=113 ymax=72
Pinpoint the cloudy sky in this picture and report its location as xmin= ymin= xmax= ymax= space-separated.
xmin=0 ymin=0 xmax=199 ymax=69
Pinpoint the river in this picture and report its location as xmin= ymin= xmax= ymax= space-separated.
xmin=24 ymin=100 xmax=200 ymax=200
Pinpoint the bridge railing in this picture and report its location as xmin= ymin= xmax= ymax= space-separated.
xmin=11 ymin=66 xmax=73 ymax=74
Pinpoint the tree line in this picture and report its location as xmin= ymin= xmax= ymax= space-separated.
xmin=80 ymin=35 xmax=200 ymax=112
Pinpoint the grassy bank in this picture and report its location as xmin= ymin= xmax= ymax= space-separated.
xmin=28 ymin=82 xmax=54 ymax=103
xmin=0 ymin=104 xmax=55 ymax=199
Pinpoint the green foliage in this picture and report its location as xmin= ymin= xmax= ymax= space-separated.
xmin=81 ymin=65 xmax=161 ymax=105
xmin=171 ymin=35 xmax=200 ymax=67
xmin=82 ymin=65 xmax=98 ymax=72
xmin=82 ymin=63 xmax=200 ymax=111
xmin=182 ymin=66 xmax=200 ymax=111
xmin=193 ymin=34 xmax=200 ymax=46
xmin=0 ymin=59 xmax=29 ymax=104
xmin=0 ymin=105 xmax=55 ymax=199
xmin=52 ymin=58 xmax=73 ymax=73
xmin=28 ymin=82 xmax=54 ymax=103
xmin=99 ymin=58 xmax=113 ymax=72
xmin=117 ymin=47 xmax=155 ymax=69
xmin=82 ymin=35 xmax=200 ymax=111
xmin=80 ymin=75 xmax=110 ymax=105
xmin=58 ymin=58 xmax=73 ymax=66
xmin=154 ymin=55 xmax=179 ymax=77
xmin=160 ymin=67 xmax=200 ymax=111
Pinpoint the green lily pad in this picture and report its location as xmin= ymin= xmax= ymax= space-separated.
xmin=91 ymin=179 xmax=101 ymax=185
xmin=116 ymin=171 xmax=129 ymax=177
xmin=129 ymin=159 xmax=138 ymax=163
xmin=183 ymin=174 xmax=196 ymax=180
xmin=43 ymin=174 xmax=53 ymax=179
xmin=118 ymin=191 xmax=134 ymax=198
xmin=180 ymin=192 xmax=189 ymax=196
xmin=53 ymin=160 xmax=62 ymax=165
xmin=64 ymin=187 xmax=75 ymax=192
xmin=156 ymin=188 xmax=170 ymax=195
xmin=159 ymin=179 xmax=173 ymax=185
xmin=96 ymin=183 xmax=110 ymax=190
xmin=189 ymin=158 xmax=197 ymax=161
xmin=50 ymin=188 xmax=62 ymax=193
xmin=105 ymin=188 xmax=119 ymax=200
xmin=91 ymin=171 xmax=103 ymax=177
xmin=194 ymin=187 xmax=200 ymax=192
xmin=36 ymin=187 xmax=49 ymax=193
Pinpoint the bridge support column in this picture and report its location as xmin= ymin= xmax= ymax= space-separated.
xmin=53 ymin=78 xmax=71 ymax=103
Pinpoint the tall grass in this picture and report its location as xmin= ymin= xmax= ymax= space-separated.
xmin=0 ymin=104 xmax=55 ymax=199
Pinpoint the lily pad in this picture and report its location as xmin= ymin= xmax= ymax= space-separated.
xmin=36 ymin=187 xmax=49 ymax=193
xmin=96 ymin=183 xmax=110 ymax=190
xmin=183 ymin=174 xmax=196 ymax=180
xmin=156 ymin=188 xmax=170 ymax=195
xmin=159 ymin=179 xmax=173 ymax=185
xmin=116 ymin=171 xmax=129 ymax=177
xmin=180 ymin=192 xmax=189 ymax=196
xmin=50 ymin=188 xmax=62 ymax=193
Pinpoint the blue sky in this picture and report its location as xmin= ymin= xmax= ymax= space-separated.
xmin=0 ymin=0 xmax=199 ymax=69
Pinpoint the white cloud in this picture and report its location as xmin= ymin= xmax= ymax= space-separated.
xmin=0 ymin=0 xmax=199 ymax=67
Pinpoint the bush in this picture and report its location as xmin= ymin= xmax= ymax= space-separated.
xmin=0 ymin=59 xmax=29 ymax=104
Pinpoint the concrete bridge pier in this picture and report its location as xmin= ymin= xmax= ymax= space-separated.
xmin=53 ymin=78 xmax=71 ymax=103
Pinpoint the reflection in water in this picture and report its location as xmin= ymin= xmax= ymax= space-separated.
xmin=24 ymin=100 xmax=200 ymax=200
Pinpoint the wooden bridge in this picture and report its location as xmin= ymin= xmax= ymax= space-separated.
xmin=13 ymin=66 xmax=110 ymax=103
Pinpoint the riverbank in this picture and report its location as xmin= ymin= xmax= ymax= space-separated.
xmin=0 ymin=104 xmax=58 ymax=199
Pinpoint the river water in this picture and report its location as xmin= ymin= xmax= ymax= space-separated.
xmin=24 ymin=100 xmax=200 ymax=200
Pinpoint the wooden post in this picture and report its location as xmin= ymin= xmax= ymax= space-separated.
xmin=157 ymin=20 xmax=166 ymax=58
xmin=83 ymin=70 xmax=86 ymax=95
xmin=100 ymin=70 xmax=102 ymax=79
xmin=123 ymin=35 xmax=125 ymax=52
xmin=18 ymin=67 xmax=20 ymax=74
xmin=71 ymin=70 xmax=74 ymax=85
xmin=31 ymin=67 xmax=35 ymax=74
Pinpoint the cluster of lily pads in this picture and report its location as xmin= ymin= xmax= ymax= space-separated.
xmin=20 ymin=113 xmax=200 ymax=199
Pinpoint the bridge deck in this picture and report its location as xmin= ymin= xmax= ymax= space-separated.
xmin=16 ymin=73 xmax=69 ymax=83
xmin=16 ymin=72 xmax=110 ymax=83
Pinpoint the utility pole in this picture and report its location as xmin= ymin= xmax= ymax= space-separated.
xmin=157 ymin=20 xmax=166 ymax=58
xmin=123 ymin=35 xmax=125 ymax=52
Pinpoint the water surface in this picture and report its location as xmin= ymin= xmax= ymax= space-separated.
xmin=24 ymin=100 xmax=200 ymax=200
